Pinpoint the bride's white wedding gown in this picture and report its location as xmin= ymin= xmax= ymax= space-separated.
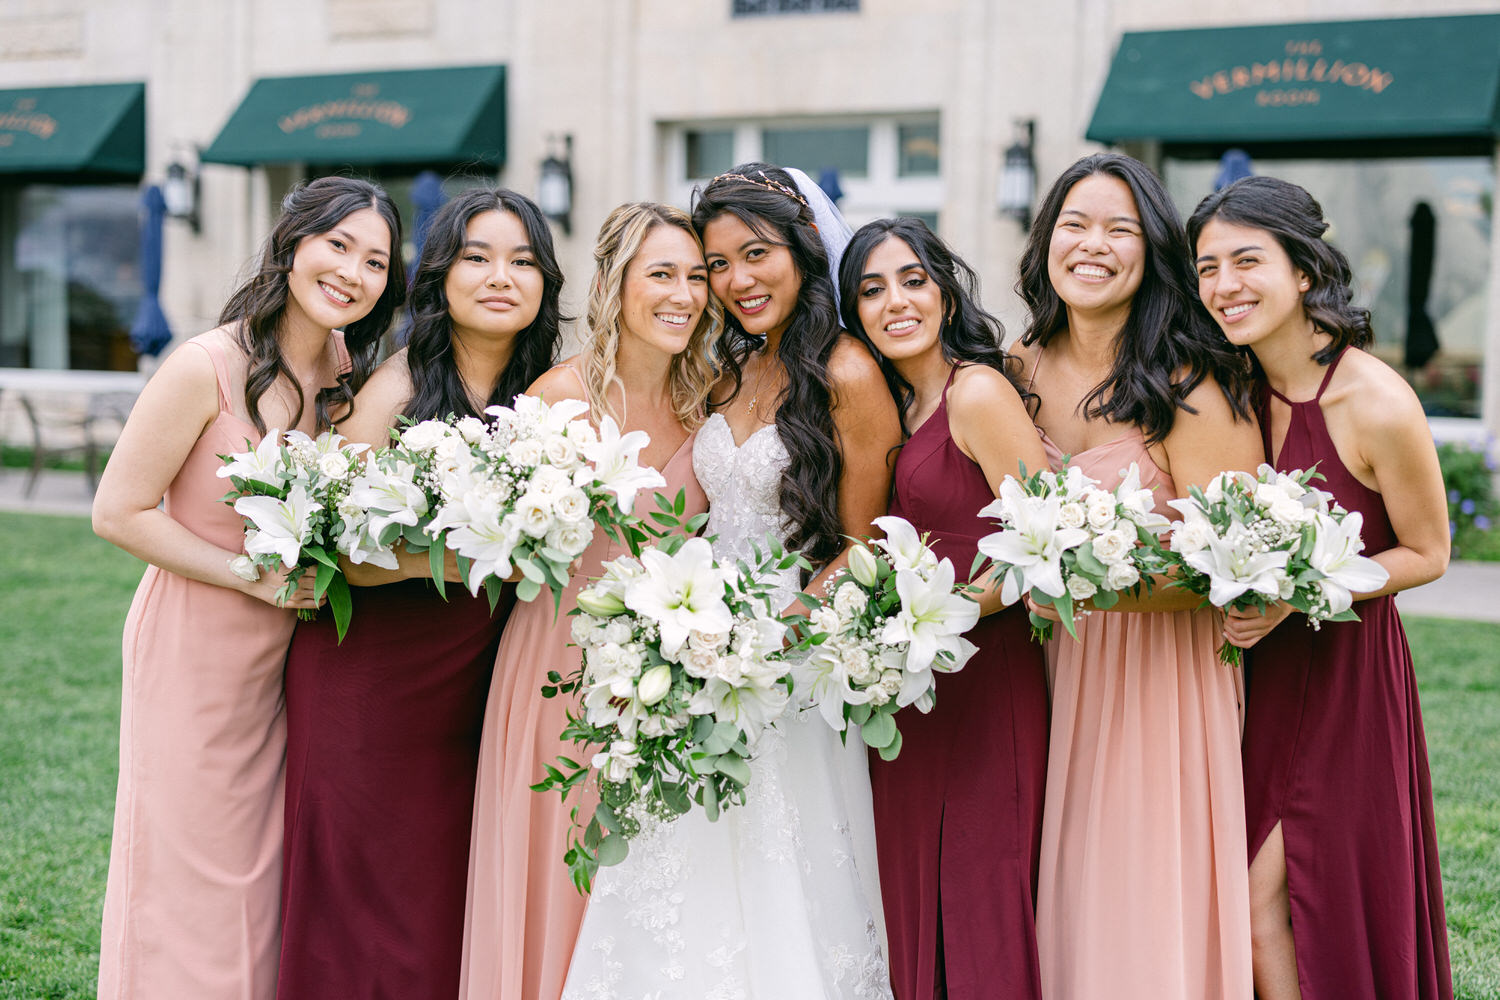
xmin=562 ymin=413 xmax=892 ymax=999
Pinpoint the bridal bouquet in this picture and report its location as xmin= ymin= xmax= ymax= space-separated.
xmin=976 ymin=463 xmax=1170 ymax=642
xmin=424 ymin=396 xmax=666 ymax=608
xmin=1164 ymin=463 xmax=1389 ymax=665
xmin=793 ymin=516 xmax=980 ymax=761
xmin=535 ymin=511 xmax=808 ymax=892
xmin=217 ymin=428 xmax=369 ymax=638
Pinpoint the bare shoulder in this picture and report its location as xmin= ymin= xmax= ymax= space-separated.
xmin=1176 ymin=372 xmax=1241 ymax=427
xmin=355 ymin=349 xmax=415 ymax=409
xmin=525 ymin=355 xmax=589 ymax=402
xmin=1330 ymin=349 xmax=1425 ymax=435
xmin=827 ymin=334 xmax=885 ymax=391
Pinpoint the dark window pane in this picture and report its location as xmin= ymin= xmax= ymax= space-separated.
xmin=762 ymin=126 xmax=869 ymax=179
xmin=898 ymin=122 xmax=941 ymax=177
xmin=732 ymin=0 xmax=858 ymax=15
xmin=899 ymin=211 xmax=940 ymax=232
xmin=685 ymin=130 xmax=735 ymax=180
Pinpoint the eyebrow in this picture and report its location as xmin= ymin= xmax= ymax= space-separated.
xmin=1060 ymin=210 xmax=1140 ymax=226
xmin=461 ymin=241 xmax=534 ymax=254
xmin=859 ymin=262 xmax=926 ymax=283
xmin=1195 ymin=244 xmax=1264 ymax=263
xmin=331 ymin=228 xmax=390 ymax=257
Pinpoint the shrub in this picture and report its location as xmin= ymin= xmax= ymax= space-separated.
xmin=1437 ymin=439 xmax=1499 ymax=561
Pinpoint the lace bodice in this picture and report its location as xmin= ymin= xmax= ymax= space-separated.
xmin=694 ymin=413 xmax=800 ymax=608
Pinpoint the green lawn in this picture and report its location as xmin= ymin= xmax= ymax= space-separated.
xmin=0 ymin=511 xmax=1497 ymax=998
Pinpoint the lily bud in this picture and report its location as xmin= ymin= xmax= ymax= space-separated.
xmin=637 ymin=664 xmax=674 ymax=706
xmin=576 ymin=588 xmax=627 ymax=617
xmin=848 ymin=544 xmax=880 ymax=588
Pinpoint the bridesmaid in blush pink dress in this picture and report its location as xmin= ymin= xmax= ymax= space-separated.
xmin=460 ymin=202 xmax=718 ymax=1000
xmin=837 ymin=217 xmax=1050 ymax=999
xmin=1012 ymin=154 xmax=1261 ymax=1000
xmin=277 ymin=189 xmax=562 ymax=999
xmin=90 ymin=177 xmax=404 ymax=999
xmin=1191 ymin=178 xmax=1452 ymax=1000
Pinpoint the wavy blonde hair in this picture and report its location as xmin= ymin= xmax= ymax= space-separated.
xmin=583 ymin=202 xmax=722 ymax=430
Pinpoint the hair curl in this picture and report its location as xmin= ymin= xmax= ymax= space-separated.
xmin=838 ymin=216 xmax=1035 ymax=437
xmin=219 ymin=175 xmax=406 ymax=435
xmin=1017 ymin=153 xmax=1252 ymax=444
xmin=692 ymin=162 xmax=846 ymax=570
xmin=401 ymin=188 xmax=564 ymax=421
xmin=1186 ymin=175 xmax=1372 ymax=370
xmin=583 ymin=203 xmax=721 ymax=430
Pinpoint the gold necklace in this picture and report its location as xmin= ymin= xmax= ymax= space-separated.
xmin=745 ymin=355 xmax=776 ymax=416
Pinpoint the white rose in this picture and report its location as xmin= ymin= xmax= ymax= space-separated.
xmin=565 ymin=419 xmax=597 ymax=447
xmin=317 ymin=452 xmax=349 ymax=479
xmin=840 ymin=645 xmax=876 ymax=684
xmin=712 ymin=654 xmax=746 ymax=686
xmin=1105 ymin=560 xmax=1140 ymax=590
xmin=228 ymin=554 xmax=260 ymax=582
xmin=454 ymin=415 xmax=487 ymax=444
xmin=595 ymin=618 xmax=628 ymax=646
xmin=509 ymin=438 xmax=544 ymax=468
xmin=1067 ymin=575 xmax=1098 ymax=600
xmin=570 ymin=613 xmax=602 ymax=646
xmin=867 ymin=685 xmax=892 ymax=707
xmin=682 ymin=646 xmax=721 ymax=679
xmin=400 ymin=419 xmax=450 ymax=452
xmin=811 ymin=606 xmax=843 ymax=637
xmin=689 ymin=628 xmax=730 ymax=652
xmin=1091 ymin=528 xmax=1133 ymax=564
xmin=1170 ymin=519 xmax=1214 ymax=556
xmin=1058 ymin=502 xmax=1087 ymax=530
xmin=552 ymin=488 xmax=591 ymax=523
xmin=546 ymin=521 xmax=592 ymax=557
xmin=1085 ymin=491 xmax=1117 ymax=530
xmin=832 ymin=581 xmax=868 ymax=617
xmin=515 ymin=493 xmax=553 ymax=537
xmin=543 ymin=434 xmax=580 ymax=469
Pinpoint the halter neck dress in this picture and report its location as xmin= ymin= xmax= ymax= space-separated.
xmin=1242 ymin=349 xmax=1452 ymax=998
xmin=1029 ymin=351 xmax=1252 ymax=1000
xmin=874 ymin=365 xmax=1049 ymax=999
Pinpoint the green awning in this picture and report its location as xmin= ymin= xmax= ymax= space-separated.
xmin=1087 ymin=14 xmax=1500 ymax=145
xmin=0 ymin=83 xmax=144 ymax=176
xmin=202 ymin=65 xmax=506 ymax=168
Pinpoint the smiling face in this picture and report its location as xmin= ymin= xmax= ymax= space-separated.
xmin=854 ymin=235 xmax=945 ymax=365
xmin=444 ymin=210 xmax=545 ymax=343
xmin=619 ymin=224 xmax=709 ymax=357
xmin=283 ymin=206 xmax=392 ymax=333
xmin=701 ymin=212 xmax=803 ymax=341
xmin=1194 ymin=218 xmax=1311 ymax=350
xmin=1045 ymin=173 xmax=1146 ymax=328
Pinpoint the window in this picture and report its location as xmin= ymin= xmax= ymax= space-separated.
xmin=0 ymin=184 xmax=141 ymax=370
xmin=731 ymin=0 xmax=858 ymax=15
xmin=666 ymin=115 xmax=942 ymax=234
xmin=1166 ymin=155 xmax=1494 ymax=420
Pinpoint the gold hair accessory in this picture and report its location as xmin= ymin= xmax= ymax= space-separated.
xmin=710 ymin=170 xmax=809 ymax=209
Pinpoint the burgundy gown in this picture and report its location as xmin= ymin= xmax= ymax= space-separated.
xmin=872 ymin=367 xmax=1050 ymax=999
xmin=1242 ymin=349 xmax=1452 ymax=999
xmin=277 ymin=579 xmax=512 ymax=999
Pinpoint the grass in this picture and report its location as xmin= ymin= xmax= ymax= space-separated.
xmin=0 ymin=512 xmax=1496 ymax=998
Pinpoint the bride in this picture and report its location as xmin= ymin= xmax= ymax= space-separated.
xmin=562 ymin=164 xmax=901 ymax=999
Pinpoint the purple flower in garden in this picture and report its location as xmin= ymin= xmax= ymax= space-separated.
xmin=1449 ymin=489 xmax=1462 ymax=503
xmin=1477 ymin=516 xmax=1493 ymax=531
xmin=1450 ymin=521 xmax=1458 ymax=538
xmin=1461 ymin=499 xmax=1476 ymax=515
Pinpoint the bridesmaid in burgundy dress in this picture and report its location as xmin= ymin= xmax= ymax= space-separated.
xmin=277 ymin=189 xmax=564 ymax=998
xmin=1190 ymin=177 xmax=1453 ymax=1000
xmin=838 ymin=218 xmax=1050 ymax=999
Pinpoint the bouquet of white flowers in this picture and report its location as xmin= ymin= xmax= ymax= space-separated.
xmin=534 ymin=504 xmax=808 ymax=892
xmin=793 ymin=516 xmax=980 ymax=761
xmin=1163 ymin=463 xmax=1390 ymax=665
xmin=424 ymin=395 xmax=666 ymax=609
xmin=217 ymin=428 xmax=369 ymax=638
xmin=976 ymin=462 xmax=1170 ymax=642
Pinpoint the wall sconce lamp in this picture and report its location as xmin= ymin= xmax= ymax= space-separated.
xmin=162 ymin=156 xmax=201 ymax=234
xmin=996 ymin=119 xmax=1036 ymax=230
xmin=538 ymin=134 xmax=574 ymax=236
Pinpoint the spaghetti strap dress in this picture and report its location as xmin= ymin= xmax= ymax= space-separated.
xmin=97 ymin=331 xmax=310 ymax=999
xmin=276 ymin=572 xmax=514 ymax=992
xmin=874 ymin=366 xmax=1049 ymax=999
xmin=1242 ymin=349 xmax=1452 ymax=999
xmin=1035 ymin=427 xmax=1252 ymax=1000
xmin=460 ymin=425 xmax=707 ymax=1000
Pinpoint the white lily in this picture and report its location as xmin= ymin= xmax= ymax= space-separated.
xmin=878 ymin=561 xmax=981 ymax=675
xmin=1306 ymin=510 xmax=1389 ymax=614
xmin=686 ymin=676 xmax=789 ymax=745
xmin=870 ymin=515 xmax=940 ymax=576
xmin=978 ymin=478 xmax=1091 ymax=603
xmin=1181 ymin=521 xmax=1290 ymax=607
xmin=624 ymin=537 xmax=733 ymax=658
xmin=441 ymin=494 xmax=523 ymax=594
xmin=346 ymin=460 xmax=430 ymax=539
xmin=1115 ymin=463 xmax=1170 ymax=531
xmin=236 ymin=484 xmax=321 ymax=569
xmin=217 ymin=429 xmax=290 ymax=488
xmin=582 ymin=415 xmax=667 ymax=515
xmin=792 ymin=645 xmax=873 ymax=731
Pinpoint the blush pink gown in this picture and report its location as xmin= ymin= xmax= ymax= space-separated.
xmin=98 ymin=333 xmax=313 ymax=999
xmin=459 ymin=432 xmax=707 ymax=1000
xmin=1035 ymin=429 xmax=1252 ymax=1000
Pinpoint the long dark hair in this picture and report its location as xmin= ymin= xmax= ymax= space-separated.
xmin=1017 ymin=153 xmax=1252 ymax=443
xmin=691 ymin=162 xmax=846 ymax=570
xmin=219 ymin=175 xmax=405 ymax=435
xmin=838 ymin=216 xmax=1035 ymax=437
xmin=402 ymin=188 xmax=563 ymax=421
xmin=1187 ymin=175 xmax=1372 ymax=370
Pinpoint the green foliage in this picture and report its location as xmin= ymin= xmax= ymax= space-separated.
xmin=1438 ymin=440 xmax=1500 ymax=562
